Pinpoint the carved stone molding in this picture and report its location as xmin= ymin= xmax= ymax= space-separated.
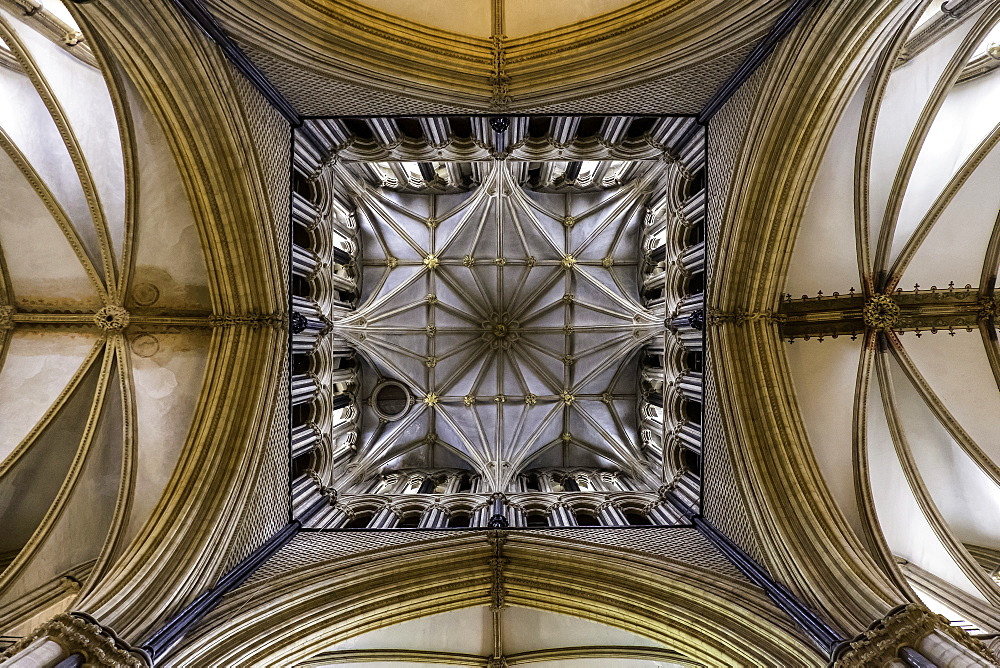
xmin=706 ymin=307 xmax=781 ymax=327
xmin=831 ymin=604 xmax=999 ymax=667
xmin=487 ymin=530 xmax=508 ymax=611
xmin=211 ymin=311 xmax=287 ymax=328
xmin=0 ymin=612 xmax=151 ymax=666
xmin=780 ymin=287 xmax=990 ymax=339
xmin=0 ymin=304 xmax=13 ymax=331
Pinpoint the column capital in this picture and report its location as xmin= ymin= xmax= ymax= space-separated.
xmin=1 ymin=612 xmax=151 ymax=667
xmin=831 ymin=604 xmax=998 ymax=667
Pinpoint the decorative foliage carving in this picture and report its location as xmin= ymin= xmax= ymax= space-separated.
xmin=780 ymin=287 xmax=987 ymax=339
xmin=0 ymin=613 xmax=150 ymax=667
xmin=489 ymin=35 xmax=511 ymax=112
xmin=487 ymin=529 xmax=508 ymax=609
xmin=979 ymin=296 xmax=999 ymax=320
xmin=707 ymin=307 xmax=779 ymax=327
xmin=0 ymin=304 xmax=13 ymax=332
xmin=862 ymin=295 xmax=900 ymax=330
xmin=832 ymin=604 xmax=999 ymax=667
xmin=212 ymin=311 xmax=286 ymax=328
xmin=94 ymin=305 xmax=130 ymax=331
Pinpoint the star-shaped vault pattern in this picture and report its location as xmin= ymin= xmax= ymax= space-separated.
xmin=334 ymin=160 xmax=666 ymax=492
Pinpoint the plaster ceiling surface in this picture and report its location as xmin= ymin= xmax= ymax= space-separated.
xmin=353 ymin=0 xmax=648 ymax=39
xmin=302 ymin=605 xmax=688 ymax=667
xmin=784 ymin=5 xmax=1000 ymax=632
xmin=334 ymin=160 xmax=665 ymax=491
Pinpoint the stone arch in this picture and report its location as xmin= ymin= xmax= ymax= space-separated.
xmin=165 ymin=532 xmax=819 ymax=666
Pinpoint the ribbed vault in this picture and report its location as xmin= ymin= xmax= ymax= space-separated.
xmin=338 ymin=160 xmax=664 ymax=492
xmin=164 ymin=531 xmax=819 ymax=667
xmin=5 ymin=0 xmax=1000 ymax=666
xmin=0 ymin=0 xmax=290 ymax=645
xmin=200 ymin=0 xmax=795 ymax=113
xmin=0 ymin=0 xmax=212 ymax=630
xmin=783 ymin=0 xmax=1000 ymax=638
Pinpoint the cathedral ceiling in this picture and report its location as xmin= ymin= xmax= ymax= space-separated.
xmin=202 ymin=0 xmax=793 ymax=114
xmin=775 ymin=1 xmax=1000 ymax=635
xmin=0 ymin=0 xmax=213 ymax=622
xmin=335 ymin=160 xmax=665 ymax=491
xmin=8 ymin=0 xmax=1000 ymax=664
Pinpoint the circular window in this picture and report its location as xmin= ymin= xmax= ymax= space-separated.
xmin=372 ymin=381 xmax=412 ymax=421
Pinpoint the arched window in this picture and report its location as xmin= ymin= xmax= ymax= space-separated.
xmin=562 ymin=476 xmax=580 ymax=492
xmin=417 ymin=478 xmax=436 ymax=494
xmin=293 ymin=221 xmax=311 ymax=248
xmin=291 ymin=451 xmax=313 ymax=479
xmin=398 ymin=513 xmax=421 ymax=528
xmin=687 ymin=272 xmax=704 ymax=295
xmin=680 ymin=448 xmax=701 ymax=475
xmin=575 ymin=510 xmax=599 ymax=526
xmin=625 ymin=512 xmax=649 ymax=526
xmin=447 ymin=514 xmax=471 ymax=528
xmin=685 ymin=350 xmax=703 ymax=373
xmin=291 ymin=402 xmax=312 ymax=426
xmin=292 ymin=353 xmax=312 ymax=375
xmin=525 ymin=473 xmax=541 ymax=491
xmin=457 ymin=474 xmax=472 ymax=492
xmin=684 ymin=399 xmax=702 ymax=425
xmin=526 ymin=513 xmax=549 ymax=528
xmin=292 ymin=274 xmax=310 ymax=297
xmin=345 ymin=512 xmax=373 ymax=529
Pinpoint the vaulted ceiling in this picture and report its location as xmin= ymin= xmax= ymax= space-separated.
xmin=0 ymin=0 xmax=210 ymax=625
xmin=335 ymin=159 xmax=666 ymax=491
xmin=3 ymin=0 xmax=1000 ymax=665
xmin=783 ymin=2 xmax=1000 ymax=632
xmin=201 ymin=0 xmax=796 ymax=113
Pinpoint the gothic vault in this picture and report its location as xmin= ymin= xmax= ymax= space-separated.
xmin=1 ymin=0 xmax=1000 ymax=667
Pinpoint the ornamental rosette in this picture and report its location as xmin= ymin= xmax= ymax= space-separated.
xmin=978 ymin=296 xmax=1000 ymax=320
xmin=863 ymin=294 xmax=900 ymax=330
xmin=94 ymin=305 xmax=130 ymax=331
